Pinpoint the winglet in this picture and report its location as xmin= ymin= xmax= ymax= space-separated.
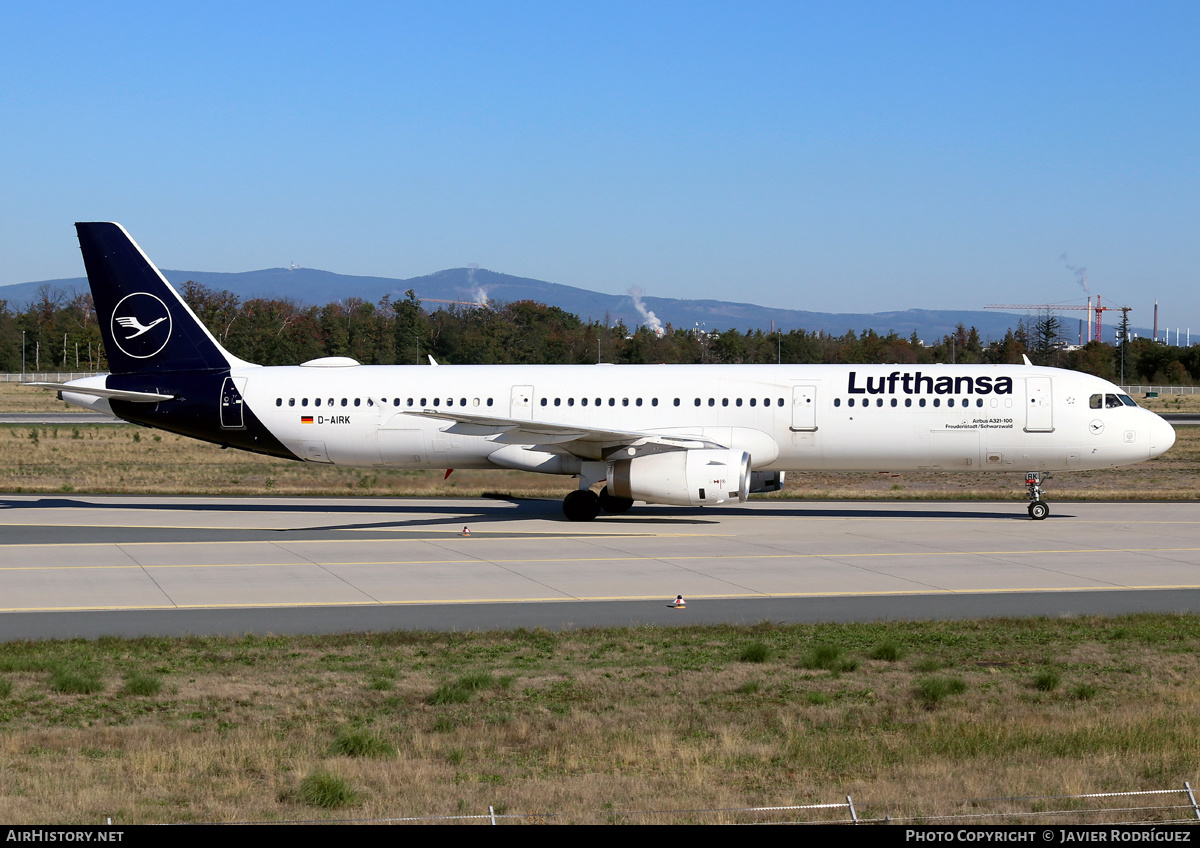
xmin=1022 ymin=354 xmax=1033 ymax=366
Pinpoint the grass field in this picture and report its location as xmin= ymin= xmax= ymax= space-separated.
xmin=1 ymin=420 xmax=1195 ymax=501
xmin=0 ymin=382 xmax=1197 ymax=500
xmin=0 ymin=617 xmax=1198 ymax=824
xmin=2 ymin=385 xmax=1199 ymax=823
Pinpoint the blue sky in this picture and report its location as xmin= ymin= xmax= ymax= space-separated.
xmin=2 ymin=1 xmax=1197 ymax=331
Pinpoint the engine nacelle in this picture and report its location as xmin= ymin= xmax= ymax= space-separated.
xmin=749 ymin=471 xmax=785 ymax=493
xmin=608 ymin=449 xmax=751 ymax=507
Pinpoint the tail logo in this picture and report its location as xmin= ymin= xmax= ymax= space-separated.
xmin=111 ymin=293 xmax=172 ymax=359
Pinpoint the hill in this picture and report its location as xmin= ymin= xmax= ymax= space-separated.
xmin=0 ymin=267 xmax=1143 ymax=343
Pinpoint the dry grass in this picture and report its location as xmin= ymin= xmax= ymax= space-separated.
xmin=1135 ymin=392 xmax=1200 ymax=414
xmin=0 ymin=618 xmax=1198 ymax=823
xmin=0 ymin=382 xmax=91 ymax=414
xmin=0 ymin=381 xmax=1196 ymax=500
xmin=1 ymin=421 xmax=1195 ymax=501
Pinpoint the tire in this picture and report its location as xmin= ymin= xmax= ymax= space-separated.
xmin=563 ymin=489 xmax=601 ymax=521
xmin=598 ymin=486 xmax=634 ymax=514
xmin=1028 ymin=501 xmax=1050 ymax=520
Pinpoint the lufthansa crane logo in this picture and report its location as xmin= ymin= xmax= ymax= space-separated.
xmin=111 ymin=293 xmax=172 ymax=359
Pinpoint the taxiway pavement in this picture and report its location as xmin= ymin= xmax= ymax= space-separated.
xmin=2 ymin=495 xmax=1199 ymax=639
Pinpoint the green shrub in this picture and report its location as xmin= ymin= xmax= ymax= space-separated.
xmin=331 ymin=729 xmax=395 ymax=758
xmin=801 ymin=644 xmax=858 ymax=673
xmin=49 ymin=666 xmax=104 ymax=695
xmin=1034 ymin=669 xmax=1061 ymax=692
xmin=916 ymin=676 xmax=967 ymax=706
xmin=739 ymin=642 xmax=771 ymax=663
xmin=121 ymin=673 xmax=162 ymax=696
xmin=870 ymin=641 xmax=904 ymax=662
xmin=298 ymin=772 xmax=357 ymax=809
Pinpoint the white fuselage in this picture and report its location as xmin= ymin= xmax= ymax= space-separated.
xmin=220 ymin=362 xmax=1174 ymax=475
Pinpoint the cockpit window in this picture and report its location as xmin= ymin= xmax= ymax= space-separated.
xmin=1119 ymin=394 xmax=1137 ymax=407
xmin=1105 ymin=394 xmax=1123 ymax=408
xmin=1090 ymin=394 xmax=1102 ymax=409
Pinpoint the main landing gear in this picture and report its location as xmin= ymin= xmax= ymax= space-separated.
xmin=562 ymin=486 xmax=634 ymax=521
xmin=1025 ymin=472 xmax=1050 ymax=520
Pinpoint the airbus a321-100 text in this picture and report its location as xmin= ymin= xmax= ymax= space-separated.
xmin=32 ymin=223 xmax=1176 ymax=521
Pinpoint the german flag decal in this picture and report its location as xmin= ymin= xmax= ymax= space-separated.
xmin=301 ymin=416 xmax=314 ymax=424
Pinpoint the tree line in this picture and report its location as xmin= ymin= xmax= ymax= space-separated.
xmin=0 ymin=282 xmax=1196 ymax=386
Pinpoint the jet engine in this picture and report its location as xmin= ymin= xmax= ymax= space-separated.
xmin=607 ymin=449 xmax=751 ymax=507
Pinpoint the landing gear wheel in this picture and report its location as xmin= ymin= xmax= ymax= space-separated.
xmin=563 ymin=489 xmax=602 ymax=522
xmin=597 ymin=486 xmax=634 ymax=515
xmin=1028 ymin=501 xmax=1050 ymax=521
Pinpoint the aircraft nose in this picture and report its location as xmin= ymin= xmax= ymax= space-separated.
xmin=1149 ymin=414 xmax=1176 ymax=459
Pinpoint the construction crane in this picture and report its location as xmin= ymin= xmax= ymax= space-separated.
xmin=984 ymin=297 xmax=1130 ymax=344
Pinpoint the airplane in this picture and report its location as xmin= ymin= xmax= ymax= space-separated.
xmin=30 ymin=222 xmax=1176 ymax=522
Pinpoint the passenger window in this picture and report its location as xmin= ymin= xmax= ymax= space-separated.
xmin=722 ymin=398 xmax=728 ymax=407
xmin=933 ymin=399 xmax=940 ymax=407
xmin=750 ymin=398 xmax=756 ymax=407
xmin=890 ymin=398 xmax=897 ymax=407
xmin=420 ymin=398 xmax=426 ymax=406
xmin=581 ymin=398 xmax=588 ymax=406
xmin=432 ymin=398 xmax=438 ymax=407
xmin=948 ymin=399 xmax=955 ymax=407
xmin=608 ymin=398 xmax=615 ymax=406
xmin=848 ymin=398 xmax=855 ymax=407
xmin=736 ymin=398 xmax=743 ymax=407
xmin=919 ymin=398 xmax=926 ymax=407
xmin=554 ymin=398 xmax=561 ymax=406
xmin=447 ymin=398 xmax=454 ymax=406
xmin=288 ymin=398 xmax=295 ymax=407
xmin=636 ymin=398 xmax=643 ymax=407
xmin=341 ymin=398 xmax=348 ymax=407
xmin=694 ymin=398 xmax=701 ymax=406
xmin=276 ymin=398 xmax=282 ymax=407
xmin=673 ymin=398 xmax=680 ymax=406
xmin=622 ymin=398 xmax=629 ymax=406
xmin=540 ymin=398 xmax=547 ymax=406
xmin=473 ymin=398 xmax=480 ymax=407
xmin=355 ymin=398 xmax=362 ymax=407
xmin=834 ymin=398 xmax=841 ymax=407
xmin=302 ymin=398 xmax=308 ymax=407
xmin=487 ymin=398 xmax=493 ymax=406
xmin=905 ymin=398 xmax=912 ymax=407
xmin=567 ymin=398 xmax=574 ymax=406
xmin=876 ymin=398 xmax=882 ymax=407
xmin=708 ymin=398 xmax=715 ymax=407
xmin=651 ymin=398 xmax=658 ymax=407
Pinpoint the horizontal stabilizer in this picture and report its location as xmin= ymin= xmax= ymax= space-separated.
xmin=25 ymin=383 xmax=175 ymax=403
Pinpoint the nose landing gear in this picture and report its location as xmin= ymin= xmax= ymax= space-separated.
xmin=1025 ymin=472 xmax=1050 ymax=520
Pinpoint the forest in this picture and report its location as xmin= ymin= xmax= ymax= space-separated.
xmin=0 ymin=281 xmax=1196 ymax=385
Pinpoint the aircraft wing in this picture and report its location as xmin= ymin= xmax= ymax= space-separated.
xmin=405 ymin=408 xmax=725 ymax=453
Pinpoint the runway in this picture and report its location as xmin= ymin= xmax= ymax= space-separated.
xmin=3 ymin=495 xmax=1200 ymax=640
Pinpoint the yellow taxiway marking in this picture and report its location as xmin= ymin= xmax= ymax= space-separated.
xmin=2 ymin=546 xmax=1199 ymax=571
xmin=5 ymin=583 xmax=1200 ymax=614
